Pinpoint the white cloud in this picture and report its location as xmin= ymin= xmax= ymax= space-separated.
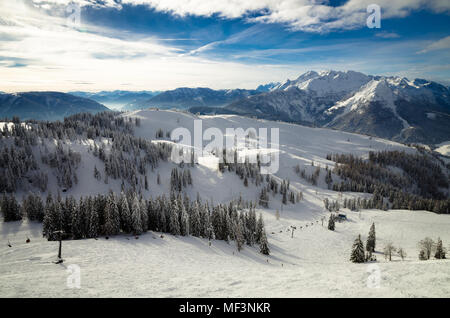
xmin=375 ymin=32 xmax=400 ymax=39
xmin=0 ymin=1 xmax=303 ymax=91
xmin=32 ymin=0 xmax=450 ymax=33
xmin=418 ymin=36 xmax=450 ymax=54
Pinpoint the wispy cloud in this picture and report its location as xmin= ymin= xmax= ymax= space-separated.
xmin=184 ymin=24 xmax=268 ymax=56
xmin=375 ymin=32 xmax=400 ymax=39
xmin=418 ymin=36 xmax=450 ymax=54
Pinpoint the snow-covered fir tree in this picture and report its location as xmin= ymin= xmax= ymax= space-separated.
xmin=328 ymin=214 xmax=335 ymax=231
xmin=131 ymin=193 xmax=143 ymax=235
xmin=259 ymin=229 xmax=270 ymax=255
xmin=350 ymin=234 xmax=365 ymax=263
xmin=435 ymin=238 xmax=446 ymax=259
xmin=366 ymin=223 xmax=376 ymax=252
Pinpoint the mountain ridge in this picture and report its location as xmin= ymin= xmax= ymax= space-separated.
xmin=226 ymin=70 xmax=450 ymax=144
xmin=125 ymin=87 xmax=260 ymax=111
xmin=0 ymin=91 xmax=109 ymax=121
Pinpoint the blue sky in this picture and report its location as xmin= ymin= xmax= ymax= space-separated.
xmin=0 ymin=0 xmax=449 ymax=92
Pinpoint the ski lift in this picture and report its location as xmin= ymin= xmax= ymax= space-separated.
xmin=290 ymin=226 xmax=297 ymax=238
xmin=52 ymin=230 xmax=64 ymax=264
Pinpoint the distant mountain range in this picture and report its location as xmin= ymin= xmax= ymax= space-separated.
xmin=124 ymin=87 xmax=260 ymax=111
xmin=70 ymin=90 xmax=159 ymax=110
xmin=0 ymin=92 xmax=109 ymax=121
xmin=225 ymin=70 xmax=450 ymax=144
xmin=1 ymin=70 xmax=449 ymax=144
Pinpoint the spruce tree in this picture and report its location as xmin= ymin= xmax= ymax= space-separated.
xmin=140 ymin=198 xmax=149 ymax=233
xmin=190 ymin=201 xmax=202 ymax=237
xmin=328 ymin=214 xmax=335 ymax=231
xmin=350 ymin=234 xmax=365 ymax=263
xmin=259 ymin=230 xmax=270 ymax=255
xmin=366 ymin=223 xmax=376 ymax=252
xmin=119 ymin=192 xmax=131 ymax=233
xmin=234 ymin=220 xmax=245 ymax=252
xmin=168 ymin=197 xmax=181 ymax=236
xmin=179 ymin=202 xmax=189 ymax=236
xmin=88 ymin=198 xmax=99 ymax=238
xmin=256 ymin=213 xmax=264 ymax=243
xmin=131 ymin=194 xmax=143 ymax=235
xmin=71 ymin=197 xmax=84 ymax=239
xmin=43 ymin=193 xmax=57 ymax=240
xmin=435 ymin=238 xmax=446 ymax=259
xmin=104 ymin=192 xmax=120 ymax=236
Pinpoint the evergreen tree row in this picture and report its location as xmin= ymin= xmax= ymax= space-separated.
xmin=326 ymin=151 xmax=450 ymax=214
xmin=1 ymin=191 xmax=270 ymax=255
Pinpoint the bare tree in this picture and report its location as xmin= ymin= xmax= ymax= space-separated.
xmin=418 ymin=237 xmax=435 ymax=260
xmin=397 ymin=247 xmax=407 ymax=261
xmin=383 ymin=242 xmax=396 ymax=261
xmin=275 ymin=210 xmax=280 ymax=221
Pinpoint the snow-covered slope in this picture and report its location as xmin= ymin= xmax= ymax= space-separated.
xmin=1 ymin=110 xmax=449 ymax=298
xmin=2 ymin=207 xmax=449 ymax=297
xmin=8 ymin=109 xmax=414 ymax=203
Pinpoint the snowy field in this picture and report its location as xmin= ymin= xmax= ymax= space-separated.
xmin=1 ymin=110 xmax=449 ymax=297
xmin=1 ymin=208 xmax=449 ymax=297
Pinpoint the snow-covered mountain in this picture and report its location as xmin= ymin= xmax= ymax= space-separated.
xmin=256 ymin=82 xmax=280 ymax=92
xmin=127 ymin=87 xmax=260 ymax=111
xmin=226 ymin=70 xmax=450 ymax=144
xmin=0 ymin=92 xmax=109 ymax=121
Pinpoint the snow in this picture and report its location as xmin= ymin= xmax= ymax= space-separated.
xmin=426 ymin=112 xmax=437 ymax=120
xmin=276 ymin=70 xmax=371 ymax=97
xmin=1 ymin=209 xmax=449 ymax=297
xmin=326 ymin=79 xmax=411 ymax=130
xmin=1 ymin=109 xmax=448 ymax=297
xmin=0 ymin=122 xmax=31 ymax=131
